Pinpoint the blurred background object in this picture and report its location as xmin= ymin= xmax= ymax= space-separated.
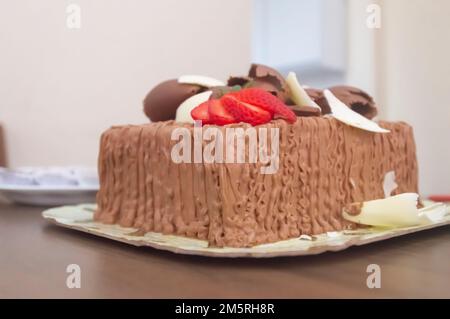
xmin=0 ymin=166 xmax=98 ymax=205
xmin=0 ymin=0 xmax=449 ymax=196
xmin=252 ymin=0 xmax=347 ymax=87
xmin=0 ymin=124 xmax=6 ymax=167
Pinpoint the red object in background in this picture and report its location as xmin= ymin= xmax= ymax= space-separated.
xmin=428 ymin=195 xmax=450 ymax=202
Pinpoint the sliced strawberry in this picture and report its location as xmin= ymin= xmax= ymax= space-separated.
xmin=221 ymin=95 xmax=272 ymax=126
xmin=229 ymin=88 xmax=278 ymax=114
xmin=229 ymin=88 xmax=297 ymax=123
xmin=191 ymin=101 xmax=211 ymax=124
xmin=208 ymin=99 xmax=236 ymax=125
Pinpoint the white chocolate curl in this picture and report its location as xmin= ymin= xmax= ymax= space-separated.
xmin=175 ymin=91 xmax=212 ymax=123
xmin=324 ymin=89 xmax=390 ymax=133
xmin=285 ymin=72 xmax=321 ymax=109
xmin=178 ymin=75 xmax=224 ymax=88
xmin=343 ymin=193 xmax=448 ymax=228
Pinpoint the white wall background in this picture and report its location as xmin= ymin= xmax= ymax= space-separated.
xmin=320 ymin=0 xmax=347 ymax=71
xmin=0 ymin=0 xmax=252 ymax=168
xmin=378 ymin=0 xmax=450 ymax=196
xmin=347 ymin=0 xmax=450 ymax=195
xmin=346 ymin=0 xmax=378 ymax=96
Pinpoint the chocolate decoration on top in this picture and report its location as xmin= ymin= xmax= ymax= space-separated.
xmin=227 ymin=76 xmax=251 ymax=87
xmin=248 ymin=64 xmax=286 ymax=88
xmin=305 ymin=86 xmax=378 ymax=119
xmin=287 ymin=104 xmax=322 ymax=117
xmin=143 ymin=79 xmax=203 ymax=122
xmin=142 ymin=64 xmax=378 ymax=123
xmin=248 ymin=64 xmax=291 ymax=103
xmin=305 ymin=88 xmax=330 ymax=114
xmin=227 ymin=63 xmax=291 ymax=103
xmin=330 ymin=86 xmax=378 ymax=119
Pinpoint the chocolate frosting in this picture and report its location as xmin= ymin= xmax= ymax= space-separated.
xmin=143 ymin=79 xmax=203 ymax=122
xmin=95 ymin=118 xmax=418 ymax=247
xmin=306 ymin=86 xmax=378 ymax=119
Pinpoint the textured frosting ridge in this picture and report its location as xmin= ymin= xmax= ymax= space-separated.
xmin=95 ymin=118 xmax=418 ymax=247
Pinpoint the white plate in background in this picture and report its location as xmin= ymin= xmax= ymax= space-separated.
xmin=0 ymin=167 xmax=98 ymax=206
xmin=0 ymin=184 xmax=98 ymax=206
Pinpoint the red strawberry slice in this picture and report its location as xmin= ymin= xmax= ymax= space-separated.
xmin=221 ymin=95 xmax=272 ymax=126
xmin=207 ymin=99 xmax=236 ymax=125
xmin=229 ymin=88 xmax=297 ymax=123
xmin=191 ymin=101 xmax=211 ymax=124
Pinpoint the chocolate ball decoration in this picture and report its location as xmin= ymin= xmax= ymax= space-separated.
xmin=329 ymin=86 xmax=378 ymax=119
xmin=305 ymin=86 xmax=378 ymax=119
xmin=226 ymin=63 xmax=291 ymax=103
xmin=247 ymin=64 xmax=291 ymax=103
xmin=143 ymin=79 xmax=203 ymax=122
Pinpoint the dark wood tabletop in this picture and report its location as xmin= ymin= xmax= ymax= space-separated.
xmin=1 ymin=203 xmax=450 ymax=298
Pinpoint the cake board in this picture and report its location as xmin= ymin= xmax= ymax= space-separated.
xmin=42 ymin=203 xmax=450 ymax=258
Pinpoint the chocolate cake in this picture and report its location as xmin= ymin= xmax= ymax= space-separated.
xmin=94 ymin=64 xmax=419 ymax=248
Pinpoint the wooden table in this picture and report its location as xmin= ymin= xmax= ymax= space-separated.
xmin=1 ymin=203 xmax=450 ymax=298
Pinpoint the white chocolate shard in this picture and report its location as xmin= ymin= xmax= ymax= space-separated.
xmin=178 ymin=75 xmax=224 ymax=88
xmin=383 ymin=170 xmax=398 ymax=198
xmin=286 ymin=72 xmax=321 ymax=109
xmin=343 ymin=193 xmax=448 ymax=228
xmin=324 ymin=89 xmax=390 ymax=133
xmin=299 ymin=234 xmax=313 ymax=241
xmin=326 ymin=231 xmax=342 ymax=238
xmin=175 ymin=91 xmax=212 ymax=123
xmin=418 ymin=203 xmax=448 ymax=223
